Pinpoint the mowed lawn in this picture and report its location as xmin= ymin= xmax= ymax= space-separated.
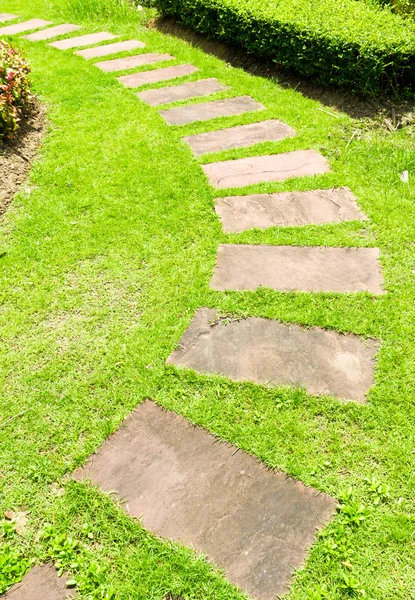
xmin=0 ymin=0 xmax=415 ymax=598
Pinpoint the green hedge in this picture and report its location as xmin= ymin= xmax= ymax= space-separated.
xmin=154 ymin=0 xmax=415 ymax=96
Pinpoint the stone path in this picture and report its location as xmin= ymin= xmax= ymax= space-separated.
xmin=0 ymin=19 xmax=51 ymax=35
xmin=215 ymin=188 xmax=368 ymax=231
xmin=2 ymin=17 xmax=385 ymax=599
xmin=159 ymin=95 xmax=265 ymax=125
xmin=119 ymin=64 xmax=198 ymax=88
xmin=50 ymin=32 xmax=117 ymax=50
xmin=95 ymin=52 xmax=174 ymax=73
xmin=184 ymin=119 xmax=296 ymax=155
xmin=76 ymin=39 xmax=145 ymax=59
xmin=167 ymin=309 xmax=378 ymax=402
xmin=138 ymin=77 xmax=229 ymax=106
xmin=0 ymin=13 xmax=18 ymax=22
xmin=4 ymin=565 xmax=75 ymax=599
xmin=210 ymin=245 xmax=384 ymax=293
xmin=24 ymin=24 xmax=80 ymax=42
xmin=76 ymin=401 xmax=336 ymax=600
xmin=203 ymin=149 xmax=330 ymax=188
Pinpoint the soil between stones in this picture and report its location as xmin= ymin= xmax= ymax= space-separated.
xmin=0 ymin=99 xmax=46 ymax=218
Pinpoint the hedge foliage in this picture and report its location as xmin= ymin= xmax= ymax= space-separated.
xmin=0 ymin=41 xmax=31 ymax=140
xmin=154 ymin=0 xmax=415 ymax=96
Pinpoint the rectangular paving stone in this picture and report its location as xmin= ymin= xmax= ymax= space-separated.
xmin=0 ymin=19 xmax=52 ymax=36
xmin=95 ymin=52 xmax=174 ymax=73
xmin=159 ymin=95 xmax=265 ymax=126
xmin=118 ymin=64 xmax=198 ymax=88
xmin=184 ymin=119 xmax=296 ymax=156
xmin=211 ymin=245 xmax=384 ymax=294
xmin=137 ymin=78 xmax=229 ymax=107
xmin=24 ymin=23 xmax=81 ymax=41
xmin=215 ymin=188 xmax=368 ymax=232
xmin=50 ymin=32 xmax=117 ymax=50
xmin=0 ymin=14 xmax=18 ymax=22
xmin=203 ymin=149 xmax=330 ymax=189
xmin=168 ymin=308 xmax=378 ymax=402
xmin=4 ymin=564 xmax=76 ymax=599
xmin=76 ymin=400 xmax=336 ymax=599
xmin=75 ymin=39 xmax=145 ymax=59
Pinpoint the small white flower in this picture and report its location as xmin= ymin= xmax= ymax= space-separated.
xmin=399 ymin=170 xmax=409 ymax=183
xmin=137 ymin=4 xmax=143 ymax=9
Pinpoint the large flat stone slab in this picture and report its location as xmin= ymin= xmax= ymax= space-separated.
xmin=76 ymin=39 xmax=145 ymax=59
xmin=137 ymin=78 xmax=229 ymax=106
xmin=168 ymin=309 xmax=378 ymax=402
xmin=95 ymin=52 xmax=174 ymax=73
xmin=118 ymin=64 xmax=198 ymax=88
xmin=159 ymin=95 xmax=265 ymax=126
xmin=50 ymin=32 xmax=117 ymax=50
xmin=24 ymin=24 xmax=80 ymax=41
xmin=203 ymin=149 xmax=330 ymax=189
xmin=215 ymin=188 xmax=368 ymax=232
xmin=184 ymin=120 xmax=296 ymax=156
xmin=76 ymin=401 xmax=336 ymax=599
xmin=0 ymin=14 xmax=18 ymax=23
xmin=211 ymin=245 xmax=384 ymax=294
xmin=4 ymin=565 xmax=75 ymax=599
xmin=0 ymin=19 xmax=52 ymax=36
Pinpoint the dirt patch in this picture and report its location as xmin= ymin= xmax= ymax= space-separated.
xmin=150 ymin=17 xmax=415 ymax=126
xmin=0 ymin=98 xmax=46 ymax=217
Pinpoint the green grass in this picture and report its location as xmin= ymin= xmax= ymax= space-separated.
xmin=0 ymin=0 xmax=415 ymax=598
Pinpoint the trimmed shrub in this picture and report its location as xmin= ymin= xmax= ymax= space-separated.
xmin=154 ymin=0 xmax=415 ymax=96
xmin=0 ymin=41 xmax=31 ymax=140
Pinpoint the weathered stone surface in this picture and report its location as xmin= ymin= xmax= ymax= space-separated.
xmin=118 ymin=64 xmax=198 ymax=88
xmin=0 ymin=14 xmax=18 ymax=23
xmin=95 ymin=52 xmax=174 ymax=73
xmin=24 ymin=24 xmax=80 ymax=42
xmin=215 ymin=188 xmax=368 ymax=232
xmin=184 ymin=119 xmax=296 ymax=156
xmin=76 ymin=401 xmax=336 ymax=599
xmin=203 ymin=150 xmax=330 ymax=189
xmin=0 ymin=19 xmax=52 ymax=36
xmin=211 ymin=245 xmax=384 ymax=294
xmin=76 ymin=39 xmax=145 ymax=59
xmin=4 ymin=565 xmax=76 ymax=599
xmin=50 ymin=32 xmax=117 ymax=50
xmin=159 ymin=95 xmax=265 ymax=126
xmin=137 ymin=78 xmax=229 ymax=106
xmin=168 ymin=309 xmax=378 ymax=402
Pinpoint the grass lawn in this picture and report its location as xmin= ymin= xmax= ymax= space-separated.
xmin=0 ymin=0 xmax=415 ymax=598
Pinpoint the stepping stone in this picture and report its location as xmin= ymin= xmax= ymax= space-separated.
xmin=211 ymin=245 xmax=384 ymax=294
xmin=50 ymin=32 xmax=117 ymax=50
xmin=76 ymin=401 xmax=336 ymax=599
xmin=0 ymin=19 xmax=52 ymax=36
xmin=203 ymin=149 xmax=330 ymax=189
xmin=215 ymin=188 xmax=368 ymax=232
xmin=137 ymin=78 xmax=229 ymax=107
xmin=0 ymin=14 xmax=18 ymax=22
xmin=168 ymin=309 xmax=378 ymax=402
xmin=24 ymin=23 xmax=80 ymax=42
xmin=184 ymin=119 xmax=296 ymax=156
xmin=159 ymin=95 xmax=265 ymax=126
xmin=4 ymin=564 xmax=76 ymax=599
xmin=75 ymin=39 xmax=145 ymax=59
xmin=95 ymin=52 xmax=174 ymax=73
xmin=118 ymin=64 xmax=198 ymax=88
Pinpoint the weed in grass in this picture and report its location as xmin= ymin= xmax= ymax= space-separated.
xmin=0 ymin=521 xmax=30 ymax=594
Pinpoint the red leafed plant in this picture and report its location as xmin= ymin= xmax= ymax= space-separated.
xmin=0 ymin=41 xmax=31 ymax=141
